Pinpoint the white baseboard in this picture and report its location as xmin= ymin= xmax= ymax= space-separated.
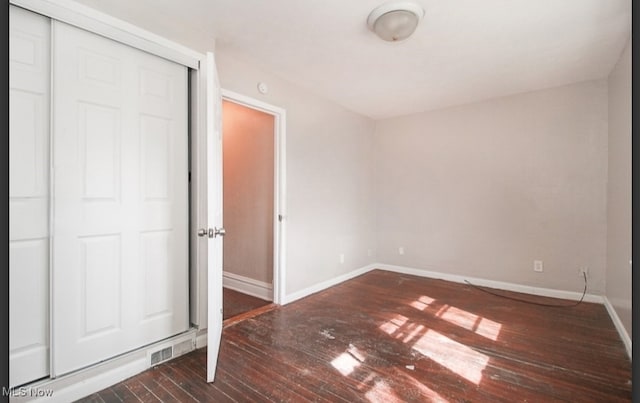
xmin=223 ymin=271 xmax=273 ymax=301
xmin=282 ymin=262 xmax=604 ymax=306
xmin=283 ymin=264 xmax=377 ymax=305
xmin=12 ymin=330 xmax=197 ymax=403
xmin=195 ymin=329 xmax=208 ymax=349
xmin=602 ymin=297 xmax=632 ymax=359
xmin=375 ymin=263 xmax=604 ymax=303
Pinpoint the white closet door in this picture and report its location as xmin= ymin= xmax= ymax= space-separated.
xmin=9 ymin=5 xmax=51 ymax=388
xmin=52 ymin=21 xmax=189 ymax=376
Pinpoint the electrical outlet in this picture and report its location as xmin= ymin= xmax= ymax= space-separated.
xmin=579 ymin=266 xmax=589 ymax=277
xmin=339 ymin=253 xmax=345 ymax=264
xmin=399 ymin=247 xmax=405 ymax=255
xmin=533 ymin=260 xmax=543 ymax=272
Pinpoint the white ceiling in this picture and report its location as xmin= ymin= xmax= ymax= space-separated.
xmin=71 ymin=0 xmax=631 ymax=119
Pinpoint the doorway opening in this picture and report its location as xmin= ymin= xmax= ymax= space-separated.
xmin=220 ymin=90 xmax=286 ymax=321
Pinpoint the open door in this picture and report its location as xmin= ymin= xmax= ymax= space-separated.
xmin=204 ymin=52 xmax=224 ymax=382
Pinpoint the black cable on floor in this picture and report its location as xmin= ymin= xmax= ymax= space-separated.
xmin=463 ymin=272 xmax=587 ymax=308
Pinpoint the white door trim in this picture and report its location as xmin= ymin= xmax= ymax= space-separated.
xmin=220 ymin=89 xmax=287 ymax=305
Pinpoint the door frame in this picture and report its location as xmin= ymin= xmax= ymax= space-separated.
xmin=221 ymin=89 xmax=287 ymax=305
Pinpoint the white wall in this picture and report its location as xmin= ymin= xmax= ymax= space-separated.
xmin=605 ymin=39 xmax=631 ymax=337
xmin=216 ymin=52 xmax=376 ymax=295
xmin=373 ymin=80 xmax=609 ymax=294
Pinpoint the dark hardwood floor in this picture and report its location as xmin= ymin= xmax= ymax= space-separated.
xmin=78 ymin=269 xmax=632 ymax=402
xmin=223 ymin=288 xmax=271 ymax=320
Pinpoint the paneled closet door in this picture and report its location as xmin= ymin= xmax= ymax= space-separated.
xmin=9 ymin=5 xmax=51 ymax=388
xmin=52 ymin=21 xmax=189 ymax=376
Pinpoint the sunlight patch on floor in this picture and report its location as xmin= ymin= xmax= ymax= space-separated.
xmin=331 ymin=344 xmax=367 ymax=376
xmin=347 ymin=343 xmax=366 ymax=362
xmin=410 ymin=295 xmax=435 ymax=311
xmin=408 ymin=296 xmax=503 ymax=341
xmin=402 ymin=322 xmax=426 ymax=344
xmin=365 ymin=379 xmax=403 ymax=403
xmin=379 ymin=315 xmax=489 ymax=384
xmin=412 ymin=329 xmax=489 ymax=385
xmin=397 ymin=370 xmax=450 ymax=403
xmin=356 ymin=373 xmax=377 ymax=391
xmin=331 ymin=351 xmax=361 ymax=376
xmin=437 ymin=305 xmax=502 ymax=341
xmin=379 ymin=314 xmax=408 ymax=336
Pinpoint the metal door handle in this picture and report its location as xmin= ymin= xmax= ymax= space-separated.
xmin=198 ymin=227 xmax=226 ymax=238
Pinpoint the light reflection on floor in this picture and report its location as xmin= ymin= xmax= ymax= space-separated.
xmin=411 ymin=329 xmax=489 ymax=385
xmin=330 ymin=294 xmax=504 ymax=399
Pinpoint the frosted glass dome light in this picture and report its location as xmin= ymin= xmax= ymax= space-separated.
xmin=367 ymin=1 xmax=425 ymax=42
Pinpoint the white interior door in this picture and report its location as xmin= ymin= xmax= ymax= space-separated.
xmin=52 ymin=20 xmax=189 ymax=376
xmin=9 ymin=5 xmax=51 ymax=388
xmin=206 ymin=52 xmax=224 ymax=383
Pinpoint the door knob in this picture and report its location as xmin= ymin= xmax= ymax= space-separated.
xmin=197 ymin=227 xmax=225 ymax=238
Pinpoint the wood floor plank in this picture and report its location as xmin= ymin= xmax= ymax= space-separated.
xmin=96 ymin=388 xmax=122 ymax=403
xmin=176 ymin=351 xmax=268 ymax=402
xmin=121 ymin=378 xmax=161 ymax=402
xmin=223 ymin=332 xmax=362 ymax=402
xmin=158 ymin=360 xmax=234 ymax=402
xmin=77 ymin=394 xmax=103 ymax=403
xmin=220 ymin=341 xmax=325 ymax=402
xmin=134 ymin=369 xmax=185 ymax=402
xmin=75 ymin=269 xmax=632 ymax=402
xmin=181 ymin=350 xmax=275 ymax=402
xmin=223 ymin=287 xmax=271 ymax=320
xmin=148 ymin=368 xmax=199 ymax=402
xmin=223 ymin=302 xmax=278 ymax=329
xmin=109 ymin=383 xmax=142 ymax=402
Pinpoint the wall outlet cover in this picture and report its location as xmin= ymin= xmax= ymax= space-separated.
xmin=533 ymin=260 xmax=543 ymax=272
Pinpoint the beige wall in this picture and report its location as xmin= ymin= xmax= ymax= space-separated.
xmin=216 ymin=49 xmax=622 ymax=308
xmin=222 ymin=100 xmax=274 ymax=284
xmin=216 ymin=52 xmax=376 ymax=295
xmin=606 ymin=40 xmax=631 ymax=337
xmin=373 ymin=80 xmax=609 ymax=294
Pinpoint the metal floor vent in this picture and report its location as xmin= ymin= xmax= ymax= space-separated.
xmin=150 ymin=346 xmax=173 ymax=366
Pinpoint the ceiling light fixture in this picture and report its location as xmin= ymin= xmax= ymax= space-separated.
xmin=367 ymin=1 xmax=424 ymax=42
